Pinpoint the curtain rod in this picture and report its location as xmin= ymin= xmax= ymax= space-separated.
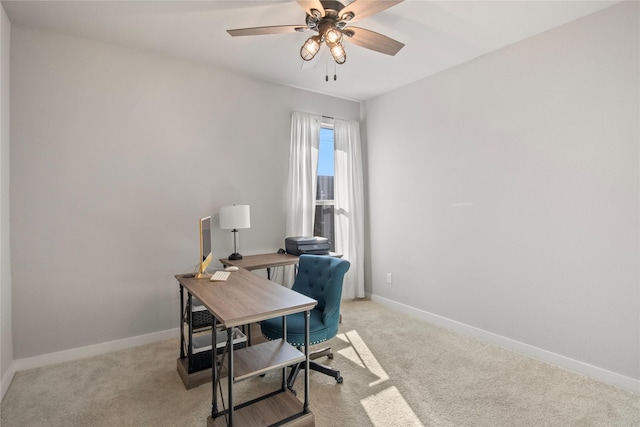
xmin=294 ymin=111 xmax=338 ymax=120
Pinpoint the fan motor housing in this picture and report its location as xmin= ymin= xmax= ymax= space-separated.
xmin=319 ymin=1 xmax=346 ymax=18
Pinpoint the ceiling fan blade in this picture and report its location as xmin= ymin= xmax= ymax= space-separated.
xmin=227 ymin=25 xmax=307 ymax=37
xmin=296 ymin=0 xmax=325 ymax=17
xmin=343 ymin=27 xmax=404 ymax=56
xmin=340 ymin=0 xmax=403 ymax=22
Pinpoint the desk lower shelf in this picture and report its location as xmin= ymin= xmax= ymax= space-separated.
xmin=178 ymin=337 xmax=305 ymax=389
xmin=178 ymin=324 xmax=265 ymax=390
xmin=207 ymin=390 xmax=314 ymax=427
xmin=228 ymin=339 xmax=305 ymax=382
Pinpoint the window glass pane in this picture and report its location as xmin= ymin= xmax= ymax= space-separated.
xmin=314 ymin=205 xmax=334 ymax=249
xmin=318 ymin=127 xmax=334 ymax=177
xmin=315 ymin=127 xmax=335 ymax=251
xmin=317 ymin=127 xmax=334 ymax=201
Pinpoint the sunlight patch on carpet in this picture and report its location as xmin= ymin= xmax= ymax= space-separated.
xmin=336 ymin=346 xmax=366 ymax=369
xmin=361 ymin=386 xmax=424 ymax=427
xmin=337 ymin=330 xmax=389 ymax=386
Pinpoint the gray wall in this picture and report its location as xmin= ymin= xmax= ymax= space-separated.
xmin=364 ymin=1 xmax=639 ymax=383
xmin=9 ymin=24 xmax=359 ymax=359
xmin=0 ymin=3 xmax=11 ymax=395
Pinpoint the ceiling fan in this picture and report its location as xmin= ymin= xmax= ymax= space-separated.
xmin=227 ymin=0 xmax=405 ymax=65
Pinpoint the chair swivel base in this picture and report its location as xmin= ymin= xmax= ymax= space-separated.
xmin=286 ymin=347 xmax=343 ymax=395
xmin=310 ymin=346 xmax=333 ymax=360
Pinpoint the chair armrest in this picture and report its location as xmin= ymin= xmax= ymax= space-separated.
xmin=321 ymin=304 xmax=340 ymax=326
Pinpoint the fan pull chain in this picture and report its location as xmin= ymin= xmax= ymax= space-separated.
xmin=325 ymin=55 xmax=328 ymax=81
xmin=324 ymin=58 xmax=338 ymax=82
xmin=323 ymin=56 xmax=338 ymax=82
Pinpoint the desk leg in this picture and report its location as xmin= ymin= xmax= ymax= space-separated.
xmin=179 ymin=285 xmax=185 ymax=359
xmin=304 ymin=310 xmax=310 ymax=414
xmin=211 ymin=317 xmax=219 ymax=418
xmin=281 ymin=315 xmax=287 ymax=391
xmin=187 ymin=293 xmax=194 ymax=373
xmin=227 ymin=328 xmax=234 ymax=426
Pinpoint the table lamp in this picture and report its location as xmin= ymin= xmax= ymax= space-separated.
xmin=219 ymin=205 xmax=251 ymax=260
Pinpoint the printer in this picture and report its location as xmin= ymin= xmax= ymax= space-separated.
xmin=285 ymin=236 xmax=331 ymax=256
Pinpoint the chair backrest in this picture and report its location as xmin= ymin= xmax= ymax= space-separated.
xmin=292 ymin=255 xmax=350 ymax=330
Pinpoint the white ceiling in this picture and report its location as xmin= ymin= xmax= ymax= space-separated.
xmin=1 ymin=0 xmax=621 ymax=101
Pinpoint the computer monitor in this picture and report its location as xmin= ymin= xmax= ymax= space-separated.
xmin=197 ymin=216 xmax=213 ymax=279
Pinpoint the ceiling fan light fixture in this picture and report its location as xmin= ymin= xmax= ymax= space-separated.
xmin=300 ymin=35 xmax=322 ymax=61
xmin=328 ymin=41 xmax=346 ymax=64
xmin=325 ymin=27 xmax=343 ymax=45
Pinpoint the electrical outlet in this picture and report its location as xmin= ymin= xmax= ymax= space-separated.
xmin=386 ymin=273 xmax=393 ymax=284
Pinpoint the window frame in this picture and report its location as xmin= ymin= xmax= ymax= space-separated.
xmin=314 ymin=122 xmax=336 ymax=251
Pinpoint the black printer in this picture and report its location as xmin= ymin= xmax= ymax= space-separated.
xmin=285 ymin=236 xmax=331 ymax=256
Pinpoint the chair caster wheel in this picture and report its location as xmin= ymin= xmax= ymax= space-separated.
xmin=336 ymin=376 xmax=343 ymax=384
xmin=327 ymin=353 xmax=334 ymax=359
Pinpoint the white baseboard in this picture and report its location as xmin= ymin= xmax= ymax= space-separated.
xmin=13 ymin=328 xmax=180 ymax=372
xmin=369 ymin=293 xmax=640 ymax=395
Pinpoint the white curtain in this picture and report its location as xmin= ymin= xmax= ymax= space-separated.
xmin=284 ymin=111 xmax=321 ymax=285
xmin=334 ymin=119 xmax=365 ymax=299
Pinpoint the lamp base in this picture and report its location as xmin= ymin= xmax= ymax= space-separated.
xmin=228 ymin=253 xmax=243 ymax=260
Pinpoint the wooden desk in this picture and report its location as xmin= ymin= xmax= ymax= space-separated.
xmin=220 ymin=253 xmax=299 ymax=280
xmin=176 ymin=268 xmax=317 ymax=426
xmin=221 ymin=252 xmax=341 ymax=280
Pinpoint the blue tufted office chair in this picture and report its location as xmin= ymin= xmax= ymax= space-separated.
xmin=261 ymin=254 xmax=350 ymax=391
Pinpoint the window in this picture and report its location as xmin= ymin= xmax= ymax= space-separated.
xmin=287 ymin=111 xmax=364 ymax=296
xmin=314 ymin=126 xmax=335 ymax=251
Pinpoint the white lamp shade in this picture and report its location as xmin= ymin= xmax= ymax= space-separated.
xmin=219 ymin=205 xmax=251 ymax=230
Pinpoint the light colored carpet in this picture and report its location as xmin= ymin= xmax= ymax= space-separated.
xmin=2 ymin=299 xmax=639 ymax=426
